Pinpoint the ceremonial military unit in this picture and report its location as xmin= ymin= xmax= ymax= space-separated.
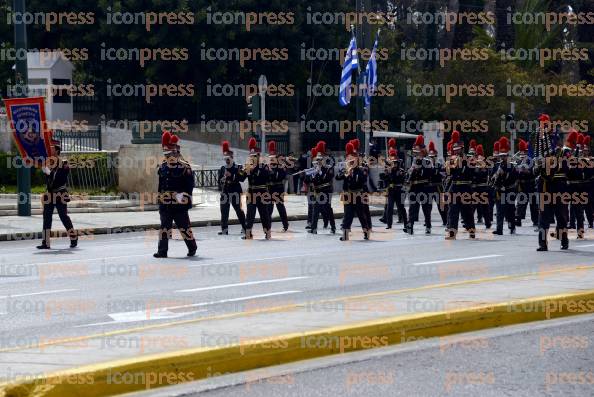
xmin=35 ymin=117 xmax=594 ymax=256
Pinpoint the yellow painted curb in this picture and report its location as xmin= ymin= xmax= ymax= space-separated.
xmin=1 ymin=290 xmax=594 ymax=397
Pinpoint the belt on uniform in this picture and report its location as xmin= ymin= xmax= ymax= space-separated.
xmin=411 ymin=179 xmax=429 ymax=185
xmin=249 ymin=185 xmax=268 ymax=190
xmin=314 ymin=183 xmax=331 ymax=189
xmin=453 ymin=181 xmax=472 ymax=185
xmin=345 ymin=189 xmax=363 ymax=192
xmin=269 ymin=182 xmax=284 ymax=186
xmin=473 ymin=182 xmax=490 ymax=187
xmin=567 ymin=180 xmax=588 ymax=185
xmin=428 ymin=182 xmax=441 ymax=187
xmin=389 ymin=183 xmax=403 ymax=188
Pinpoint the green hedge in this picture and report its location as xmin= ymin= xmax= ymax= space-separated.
xmin=0 ymin=153 xmax=46 ymax=186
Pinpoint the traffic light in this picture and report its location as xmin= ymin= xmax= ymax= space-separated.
xmin=247 ymin=94 xmax=261 ymax=121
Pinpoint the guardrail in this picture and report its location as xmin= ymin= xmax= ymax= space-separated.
xmin=54 ymin=127 xmax=102 ymax=152
xmin=193 ymin=168 xmax=219 ymax=188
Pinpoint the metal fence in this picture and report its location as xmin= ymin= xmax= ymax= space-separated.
xmin=65 ymin=152 xmax=117 ymax=192
xmin=54 ymin=127 xmax=102 ymax=152
xmin=193 ymin=169 xmax=219 ymax=188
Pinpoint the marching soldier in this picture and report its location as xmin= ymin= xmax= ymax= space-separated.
xmin=584 ymin=136 xmax=594 ymax=229
xmin=471 ymin=144 xmax=493 ymax=229
xmin=37 ymin=140 xmax=78 ymax=249
xmin=351 ymin=138 xmax=373 ymax=231
xmin=336 ymin=142 xmax=370 ymax=241
xmin=427 ymin=141 xmax=447 ymax=226
xmin=406 ymin=135 xmax=433 ymax=235
xmin=379 ymin=139 xmax=407 ymax=230
xmin=535 ymin=114 xmax=570 ymax=251
xmin=305 ymin=147 xmax=317 ymax=230
xmin=240 ymin=137 xmax=272 ymax=240
xmin=491 ymin=137 xmax=518 ymax=235
xmin=217 ymin=141 xmax=247 ymax=235
xmin=309 ymin=141 xmax=336 ymax=234
xmin=445 ymin=131 xmax=476 ymax=240
xmin=154 ymin=132 xmax=197 ymax=258
xmin=567 ymin=132 xmax=588 ymax=239
xmin=514 ymin=139 xmax=538 ymax=231
xmin=267 ymin=141 xmax=290 ymax=232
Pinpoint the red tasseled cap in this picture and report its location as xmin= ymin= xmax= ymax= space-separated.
xmin=518 ymin=139 xmax=528 ymax=152
xmin=388 ymin=138 xmax=396 ymax=148
xmin=248 ymin=137 xmax=258 ymax=153
xmin=414 ymin=134 xmax=424 ymax=147
xmin=493 ymin=141 xmax=500 ymax=153
xmin=469 ymin=139 xmax=477 ymax=149
xmin=499 ymin=137 xmax=510 ymax=153
xmin=170 ymin=135 xmax=179 ymax=146
xmin=388 ymin=148 xmax=397 ymax=157
xmin=268 ymin=140 xmax=277 ymax=155
xmin=567 ymin=130 xmax=578 ymax=148
xmin=222 ymin=140 xmax=230 ymax=154
xmin=452 ymin=130 xmax=460 ymax=144
xmin=476 ymin=144 xmax=484 ymax=157
xmin=311 ymin=148 xmax=318 ymax=158
xmin=316 ymin=141 xmax=326 ymax=155
xmin=539 ymin=114 xmax=551 ymax=122
xmin=447 ymin=141 xmax=453 ymax=153
xmin=162 ymin=131 xmax=172 ymax=146
xmin=585 ymin=136 xmax=591 ymax=146
xmin=428 ymin=141 xmax=436 ymax=152
xmin=352 ymin=139 xmax=360 ymax=152
xmin=345 ymin=142 xmax=355 ymax=156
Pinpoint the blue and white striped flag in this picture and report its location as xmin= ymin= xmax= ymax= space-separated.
xmin=364 ymin=33 xmax=379 ymax=108
xmin=339 ymin=35 xmax=358 ymax=107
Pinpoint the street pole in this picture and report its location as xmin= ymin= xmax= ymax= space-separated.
xmin=258 ymin=75 xmax=267 ymax=154
xmin=14 ymin=0 xmax=31 ymax=216
xmin=510 ymin=102 xmax=516 ymax=155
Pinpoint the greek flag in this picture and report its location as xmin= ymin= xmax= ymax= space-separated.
xmin=364 ymin=33 xmax=379 ymax=108
xmin=339 ymin=35 xmax=358 ymax=107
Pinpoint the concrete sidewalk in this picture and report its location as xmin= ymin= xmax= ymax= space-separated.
xmin=1 ymin=265 xmax=593 ymax=396
xmin=0 ymin=190 xmax=386 ymax=241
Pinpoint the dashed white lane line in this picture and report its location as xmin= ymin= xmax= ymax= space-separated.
xmin=75 ymin=290 xmax=301 ymax=328
xmin=412 ymin=255 xmax=503 ymax=266
xmin=176 ymin=277 xmax=310 ymax=293
xmin=0 ymin=288 xmax=78 ymax=299
xmin=188 ymin=254 xmax=314 ymax=268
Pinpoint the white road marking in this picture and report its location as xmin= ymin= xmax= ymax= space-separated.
xmin=5 ymin=254 xmax=147 ymax=268
xmin=0 ymin=288 xmax=78 ymax=299
xmin=412 ymin=255 xmax=503 ymax=266
xmin=75 ymin=291 xmax=301 ymax=328
xmin=576 ymin=244 xmax=594 ymax=248
xmin=188 ymin=254 xmax=314 ymax=268
xmin=176 ymin=277 xmax=309 ymax=293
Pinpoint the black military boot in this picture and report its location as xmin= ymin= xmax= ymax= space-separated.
xmin=153 ymin=251 xmax=167 ymax=258
xmin=561 ymin=230 xmax=569 ymax=250
xmin=363 ymin=229 xmax=370 ymax=240
xmin=218 ymin=229 xmax=229 ymax=235
xmin=70 ymin=238 xmax=78 ymax=248
xmin=264 ymin=229 xmax=272 ymax=240
xmin=242 ymin=229 xmax=253 ymax=240
xmin=339 ymin=229 xmax=349 ymax=241
xmin=537 ymin=229 xmax=548 ymax=251
xmin=36 ymin=243 xmax=50 ymax=250
xmin=445 ymin=230 xmax=456 ymax=240
xmin=577 ymin=229 xmax=585 ymax=240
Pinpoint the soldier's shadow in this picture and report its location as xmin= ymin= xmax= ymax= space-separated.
xmin=33 ymin=249 xmax=75 ymax=256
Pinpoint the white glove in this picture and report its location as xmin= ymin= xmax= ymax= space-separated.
xmin=42 ymin=167 xmax=50 ymax=175
xmin=175 ymin=193 xmax=185 ymax=203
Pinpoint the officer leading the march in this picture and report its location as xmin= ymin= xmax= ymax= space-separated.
xmin=379 ymin=139 xmax=407 ymax=230
xmin=37 ymin=140 xmax=78 ymax=249
xmin=154 ymin=132 xmax=197 ymax=258
xmin=218 ymin=141 xmax=247 ymax=235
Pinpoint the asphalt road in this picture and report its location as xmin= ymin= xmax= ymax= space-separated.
xmin=1 ymin=214 xmax=594 ymax=354
xmin=145 ymin=314 xmax=594 ymax=397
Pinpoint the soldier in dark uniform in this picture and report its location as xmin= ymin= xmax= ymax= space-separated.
xmin=37 ymin=140 xmax=78 ymax=249
xmin=445 ymin=131 xmax=476 ymax=240
xmin=351 ymin=139 xmax=373 ymax=231
xmin=487 ymin=141 xmax=500 ymax=225
xmin=514 ymin=139 xmax=538 ymax=230
xmin=154 ymin=132 xmax=197 ymax=258
xmin=309 ymin=141 xmax=336 ymax=234
xmin=218 ymin=141 xmax=247 ymax=235
xmin=240 ymin=137 xmax=272 ymax=240
xmin=336 ymin=142 xmax=370 ymax=241
xmin=427 ymin=141 xmax=447 ymax=227
xmin=471 ymin=144 xmax=493 ymax=229
xmin=406 ymin=135 xmax=433 ymax=235
xmin=567 ymin=132 xmax=588 ymax=240
xmin=535 ymin=114 xmax=570 ymax=251
xmin=583 ymin=136 xmax=594 ymax=229
xmin=379 ymin=142 xmax=407 ymax=230
xmin=491 ymin=137 xmax=518 ymax=235
xmin=267 ymin=140 xmax=289 ymax=232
